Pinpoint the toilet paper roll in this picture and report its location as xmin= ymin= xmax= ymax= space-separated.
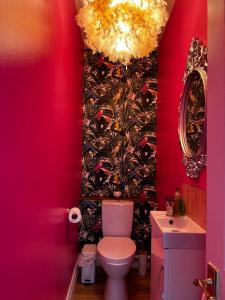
xmin=68 ymin=207 xmax=82 ymax=223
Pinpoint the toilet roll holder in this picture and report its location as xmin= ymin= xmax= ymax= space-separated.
xmin=69 ymin=211 xmax=79 ymax=220
xmin=67 ymin=207 xmax=82 ymax=223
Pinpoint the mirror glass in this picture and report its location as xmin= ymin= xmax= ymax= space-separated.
xmin=185 ymin=69 xmax=206 ymax=155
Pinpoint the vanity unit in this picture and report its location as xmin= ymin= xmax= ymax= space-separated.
xmin=150 ymin=211 xmax=206 ymax=300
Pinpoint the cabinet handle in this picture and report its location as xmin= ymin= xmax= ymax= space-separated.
xmin=158 ymin=264 xmax=164 ymax=299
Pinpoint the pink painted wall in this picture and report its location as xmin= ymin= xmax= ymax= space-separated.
xmin=157 ymin=0 xmax=207 ymax=209
xmin=207 ymin=1 xmax=225 ymax=298
xmin=0 ymin=1 xmax=83 ymax=299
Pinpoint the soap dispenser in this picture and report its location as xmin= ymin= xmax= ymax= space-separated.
xmin=174 ymin=188 xmax=186 ymax=216
xmin=166 ymin=197 xmax=173 ymax=216
xmin=174 ymin=188 xmax=181 ymax=200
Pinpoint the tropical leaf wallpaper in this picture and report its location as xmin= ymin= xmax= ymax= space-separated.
xmin=82 ymin=49 xmax=158 ymax=200
xmin=79 ymin=49 xmax=158 ymax=251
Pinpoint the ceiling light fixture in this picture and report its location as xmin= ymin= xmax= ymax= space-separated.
xmin=76 ymin=0 xmax=168 ymax=64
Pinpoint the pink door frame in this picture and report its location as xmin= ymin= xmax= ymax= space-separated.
xmin=207 ymin=0 xmax=225 ymax=299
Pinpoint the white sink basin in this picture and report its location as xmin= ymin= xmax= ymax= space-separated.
xmin=150 ymin=211 xmax=206 ymax=249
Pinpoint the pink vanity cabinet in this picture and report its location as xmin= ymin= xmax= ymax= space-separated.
xmin=150 ymin=212 xmax=206 ymax=300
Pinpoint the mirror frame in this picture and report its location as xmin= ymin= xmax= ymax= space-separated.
xmin=179 ymin=38 xmax=207 ymax=178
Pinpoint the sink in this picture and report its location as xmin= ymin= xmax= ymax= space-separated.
xmin=150 ymin=211 xmax=206 ymax=300
xmin=152 ymin=211 xmax=205 ymax=233
xmin=150 ymin=211 xmax=206 ymax=249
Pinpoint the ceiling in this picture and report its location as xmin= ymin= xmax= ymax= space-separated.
xmin=166 ymin=0 xmax=176 ymax=15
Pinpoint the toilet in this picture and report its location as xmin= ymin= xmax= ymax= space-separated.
xmin=97 ymin=200 xmax=136 ymax=300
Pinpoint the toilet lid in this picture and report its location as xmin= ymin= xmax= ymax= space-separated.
xmin=97 ymin=237 xmax=136 ymax=260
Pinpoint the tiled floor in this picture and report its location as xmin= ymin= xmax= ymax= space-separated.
xmin=73 ymin=267 xmax=150 ymax=300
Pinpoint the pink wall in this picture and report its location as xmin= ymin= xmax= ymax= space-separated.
xmin=0 ymin=1 xmax=83 ymax=300
xmin=207 ymin=1 xmax=225 ymax=298
xmin=157 ymin=0 xmax=207 ymax=209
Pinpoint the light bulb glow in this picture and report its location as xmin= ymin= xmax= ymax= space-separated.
xmin=115 ymin=38 xmax=129 ymax=52
xmin=118 ymin=21 xmax=130 ymax=33
xmin=76 ymin=0 xmax=168 ymax=64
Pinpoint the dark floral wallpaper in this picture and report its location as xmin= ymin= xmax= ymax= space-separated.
xmin=82 ymin=49 xmax=158 ymax=200
xmin=79 ymin=49 xmax=158 ymax=251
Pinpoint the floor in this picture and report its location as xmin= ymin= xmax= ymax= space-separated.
xmin=73 ymin=267 xmax=150 ymax=300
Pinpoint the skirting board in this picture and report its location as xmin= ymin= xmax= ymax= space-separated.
xmin=66 ymin=258 xmax=79 ymax=300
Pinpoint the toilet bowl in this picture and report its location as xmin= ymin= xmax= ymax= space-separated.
xmin=97 ymin=236 xmax=136 ymax=300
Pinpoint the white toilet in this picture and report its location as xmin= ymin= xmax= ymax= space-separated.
xmin=97 ymin=200 xmax=136 ymax=300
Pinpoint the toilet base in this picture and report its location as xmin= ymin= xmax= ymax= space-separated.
xmin=105 ymin=276 xmax=128 ymax=300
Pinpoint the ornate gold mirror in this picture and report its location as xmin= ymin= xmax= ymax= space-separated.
xmin=179 ymin=39 xmax=207 ymax=178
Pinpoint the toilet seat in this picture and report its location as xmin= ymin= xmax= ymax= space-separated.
xmin=97 ymin=237 xmax=136 ymax=263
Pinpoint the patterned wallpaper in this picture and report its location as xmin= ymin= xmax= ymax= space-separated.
xmin=82 ymin=49 xmax=158 ymax=201
xmin=79 ymin=49 xmax=158 ymax=251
